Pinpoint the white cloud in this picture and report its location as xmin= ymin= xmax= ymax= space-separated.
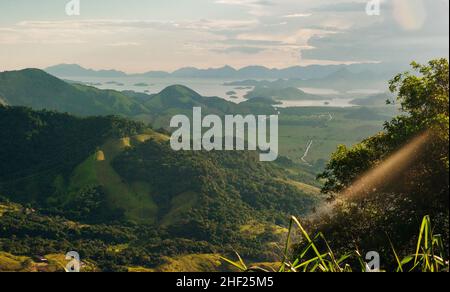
xmin=283 ymin=13 xmax=313 ymax=18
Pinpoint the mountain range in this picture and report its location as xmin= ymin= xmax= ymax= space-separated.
xmin=226 ymin=67 xmax=389 ymax=93
xmin=45 ymin=63 xmax=398 ymax=80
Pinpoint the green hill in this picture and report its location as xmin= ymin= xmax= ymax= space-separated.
xmin=144 ymin=85 xmax=235 ymax=113
xmin=0 ymin=70 xmax=277 ymax=130
xmin=0 ymin=106 xmax=321 ymax=271
xmin=0 ymin=106 xmax=145 ymax=205
xmin=0 ymin=69 xmax=149 ymax=117
xmin=0 ymin=107 xmax=318 ymax=226
xmin=140 ymin=84 xmax=276 ymax=128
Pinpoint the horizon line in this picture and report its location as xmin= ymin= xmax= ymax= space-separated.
xmin=32 ymin=61 xmax=384 ymax=75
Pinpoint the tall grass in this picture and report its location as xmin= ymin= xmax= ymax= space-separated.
xmin=221 ymin=216 xmax=449 ymax=273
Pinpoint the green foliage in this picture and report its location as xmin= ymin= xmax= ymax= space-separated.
xmin=223 ymin=59 xmax=450 ymax=273
xmin=222 ymin=215 xmax=449 ymax=272
xmin=59 ymin=186 xmax=125 ymax=223
xmin=319 ymin=58 xmax=449 ymax=196
xmin=392 ymin=215 xmax=448 ymax=272
xmin=0 ymin=105 xmax=320 ymax=271
xmin=112 ymin=139 xmax=320 ymax=239
xmin=314 ymin=58 xmax=449 ymax=266
xmin=0 ymin=106 xmax=144 ymax=205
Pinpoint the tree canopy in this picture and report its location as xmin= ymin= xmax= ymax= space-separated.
xmin=313 ymin=59 xmax=449 ymax=267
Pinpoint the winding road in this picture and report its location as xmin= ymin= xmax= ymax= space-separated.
xmin=301 ymin=140 xmax=313 ymax=165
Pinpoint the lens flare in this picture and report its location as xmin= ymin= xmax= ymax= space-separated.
xmin=312 ymin=131 xmax=431 ymax=217
xmin=392 ymin=0 xmax=427 ymax=31
xmin=342 ymin=131 xmax=430 ymax=199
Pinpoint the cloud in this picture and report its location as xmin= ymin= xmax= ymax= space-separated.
xmin=312 ymin=1 xmax=368 ymax=12
xmin=212 ymin=46 xmax=267 ymax=54
xmin=0 ymin=18 xmax=259 ymax=45
xmin=107 ymin=42 xmax=140 ymax=47
xmin=303 ymin=0 xmax=449 ymax=64
xmin=215 ymin=0 xmax=274 ymax=16
xmin=0 ymin=0 xmax=447 ymax=71
xmin=283 ymin=13 xmax=313 ymax=18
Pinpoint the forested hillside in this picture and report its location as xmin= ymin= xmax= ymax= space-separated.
xmin=227 ymin=59 xmax=449 ymax=272
xmin=313 ymin=60 xmax=449 ymax=269
xmin=0 ymin=105 xmax=321 ymax=271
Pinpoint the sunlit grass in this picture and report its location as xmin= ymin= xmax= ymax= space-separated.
xmin=222 ymin=215 xmax=449 ymax=273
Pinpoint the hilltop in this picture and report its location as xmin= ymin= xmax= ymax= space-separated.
xmin=0 ymin=69 xmax=149 ymax=117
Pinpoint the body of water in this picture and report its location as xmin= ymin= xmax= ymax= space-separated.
xmin=66 ymin=76 xmax=357 ymax=108
xmin=277 ymin=98 xmax=356 ymax=108
xmin=67 ymin=76 xmax=252 ymax=103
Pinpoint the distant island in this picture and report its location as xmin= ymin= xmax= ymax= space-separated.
xmin=245 ymin=87 xmax=326 ymax=101
xmin=224 ymin=68 xmax=388 ymax=93
xmin=134 ymin=82 xmax=149 ymax=87
xmin=105 ymin=81 xmax=125 ymax=86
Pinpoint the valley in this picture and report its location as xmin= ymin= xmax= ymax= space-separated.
xmin=0 ymin=66 xmax=427 ymax=272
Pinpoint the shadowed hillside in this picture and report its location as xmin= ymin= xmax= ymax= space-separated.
xmin=0 ymin=106 xmax=321 ymax=271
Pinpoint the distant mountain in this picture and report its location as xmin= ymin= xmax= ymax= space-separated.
xmin=226 ymin=68 xmax=389 ymax=93
xmin=0 ymin=69 xmax=148 ymax=116
xmin=44 ymin=63 xmax=397 ymax=80
xmin=132 ymin=71 xmax=171 ymax=78
xmin=172 ymin=66 xmax=237 ymax=78
xmin=45 ymin=64 xmax=127 ymax=78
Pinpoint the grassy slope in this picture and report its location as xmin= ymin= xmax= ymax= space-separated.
xmin=0 ymin=203 xmax=20 ymax=217
xmin=68 ymin=131 xmax=169 ymax=223
xmin=0 ymin=251 xmax=98 ymax=272
xmin=137 ymin=254 xmax=226 ymax=272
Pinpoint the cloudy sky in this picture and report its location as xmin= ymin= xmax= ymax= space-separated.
xmin=0 ymin=0 xmax=448 ymax=72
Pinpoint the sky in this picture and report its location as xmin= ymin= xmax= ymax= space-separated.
xmin=0 ymin=0 xmax=448 ymax=73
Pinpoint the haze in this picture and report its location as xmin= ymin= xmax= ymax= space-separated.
xmin=0 ymin=0 xmax=448 ymax=73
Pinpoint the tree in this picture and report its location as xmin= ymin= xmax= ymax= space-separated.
xmin=318 ymin=59 xmax=449 ymax=198
xmin=314 ymin=59 xmax=449 ymax=265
